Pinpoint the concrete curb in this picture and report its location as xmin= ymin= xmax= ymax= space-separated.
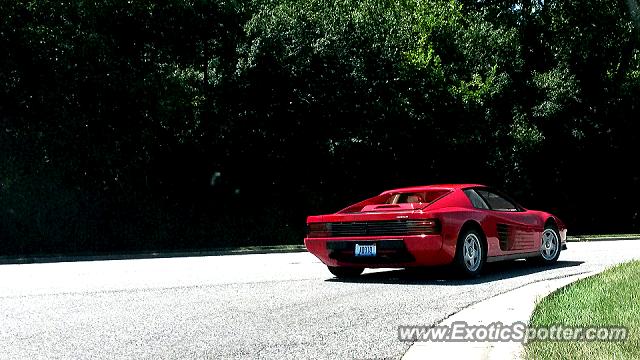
xmin=567 ymin=236 xmax=640 ymax=242
xmin=401 ymin=270 xmax=605 ymax=360
xmin=0 ymin=245 xmax=308 ymax=265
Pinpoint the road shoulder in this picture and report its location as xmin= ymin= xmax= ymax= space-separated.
xmin=401 ymin=270 xmax=604 ymax=360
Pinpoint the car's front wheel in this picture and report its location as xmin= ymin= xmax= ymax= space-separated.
xmin=453 ymin=228 xmax=486 ymax=277
xmin=529 ymin=226 xmax=561 ymax=264
xmin=327 ymin=266 xmax=364 ymax=278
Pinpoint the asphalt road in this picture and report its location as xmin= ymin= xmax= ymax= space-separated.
xmin=1 ymin=241 xmax=640 ymax=360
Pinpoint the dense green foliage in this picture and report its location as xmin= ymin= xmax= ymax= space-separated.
xmin=1 ymin=0 xmax=639 ymax=254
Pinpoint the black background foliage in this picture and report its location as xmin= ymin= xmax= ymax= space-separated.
xmin=1 ymin=0 xmax=640 ymax=255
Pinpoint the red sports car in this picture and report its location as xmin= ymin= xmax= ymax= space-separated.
xmin=304 ymin=184 xmax=567 ymax=278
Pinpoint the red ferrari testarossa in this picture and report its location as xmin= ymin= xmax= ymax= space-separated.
xmin=304 ymin=184 xmax=567 ymax=278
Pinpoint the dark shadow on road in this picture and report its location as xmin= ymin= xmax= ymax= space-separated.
xmin=325 ymin=260 xmax=586 ymax=285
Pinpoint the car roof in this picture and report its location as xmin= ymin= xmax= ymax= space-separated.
xmin=380 ymin=184 xmax=486 ymax=194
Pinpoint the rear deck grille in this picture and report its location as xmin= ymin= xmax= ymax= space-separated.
xmin=316 ymin=220 xmax=439 ymax=237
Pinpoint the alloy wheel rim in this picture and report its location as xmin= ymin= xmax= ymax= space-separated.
xmin=541 ymin=229 xmax=559 ymax=260
xmin=464 ymin=233 xmax=482 ymax=272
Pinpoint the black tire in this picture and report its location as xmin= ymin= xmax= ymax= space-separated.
xmin=528 ymin=226 xmax=561 ymax=265
xmin=453 ymin=228 xmax=486 ymax=277
xmin=328 ymin=266 xmax=364 ymax=278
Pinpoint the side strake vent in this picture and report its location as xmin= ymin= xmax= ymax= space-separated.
xmin=307 ymin=219 xmax=440 ymax=238
xmin=497 ymin=224 xmax=510 ymax=251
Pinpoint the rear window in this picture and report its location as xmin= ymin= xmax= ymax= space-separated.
xmin=385 ymin=190 xmax=450 ymax=204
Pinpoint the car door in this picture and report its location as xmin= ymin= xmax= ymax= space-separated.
xmin=473 ymin=189 xmax=540 ymax=253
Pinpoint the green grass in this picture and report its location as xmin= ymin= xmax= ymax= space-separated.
xmin=525 ymin=261 xmax=640 ymax=360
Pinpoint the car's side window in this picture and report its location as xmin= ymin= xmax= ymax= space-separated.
xmin=476 ymin=189 xmax=518 ymax=212
xmin=463 ymin=189 xmax=490 ymax=210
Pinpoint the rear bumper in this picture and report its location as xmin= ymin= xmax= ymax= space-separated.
xmin=304 ymin=234 xmax=454 ymax=268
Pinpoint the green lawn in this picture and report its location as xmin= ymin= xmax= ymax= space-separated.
xmin=525 ymin=261 xmax=640 ymax=360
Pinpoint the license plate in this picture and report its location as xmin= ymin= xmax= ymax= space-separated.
xmin=355 ymin=244 xmax=376 ymax=257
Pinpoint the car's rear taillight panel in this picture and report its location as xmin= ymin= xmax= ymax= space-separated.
xmin=306 ymin=219 xmax=441 ymax=238
xmin=307 ymin=223 xmax=331 ymax=238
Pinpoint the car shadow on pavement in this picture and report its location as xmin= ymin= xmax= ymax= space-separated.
xmin=325 ymin=260 xmax=585 ymax=285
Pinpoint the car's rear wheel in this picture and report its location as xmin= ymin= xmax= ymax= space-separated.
xmin=327 ymin=266 xmax=364 ymax=278
xmin=454 ymin=228 xmax=486 ymax=277
xmin=529 ymin=226 xmax=561 ymax=264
